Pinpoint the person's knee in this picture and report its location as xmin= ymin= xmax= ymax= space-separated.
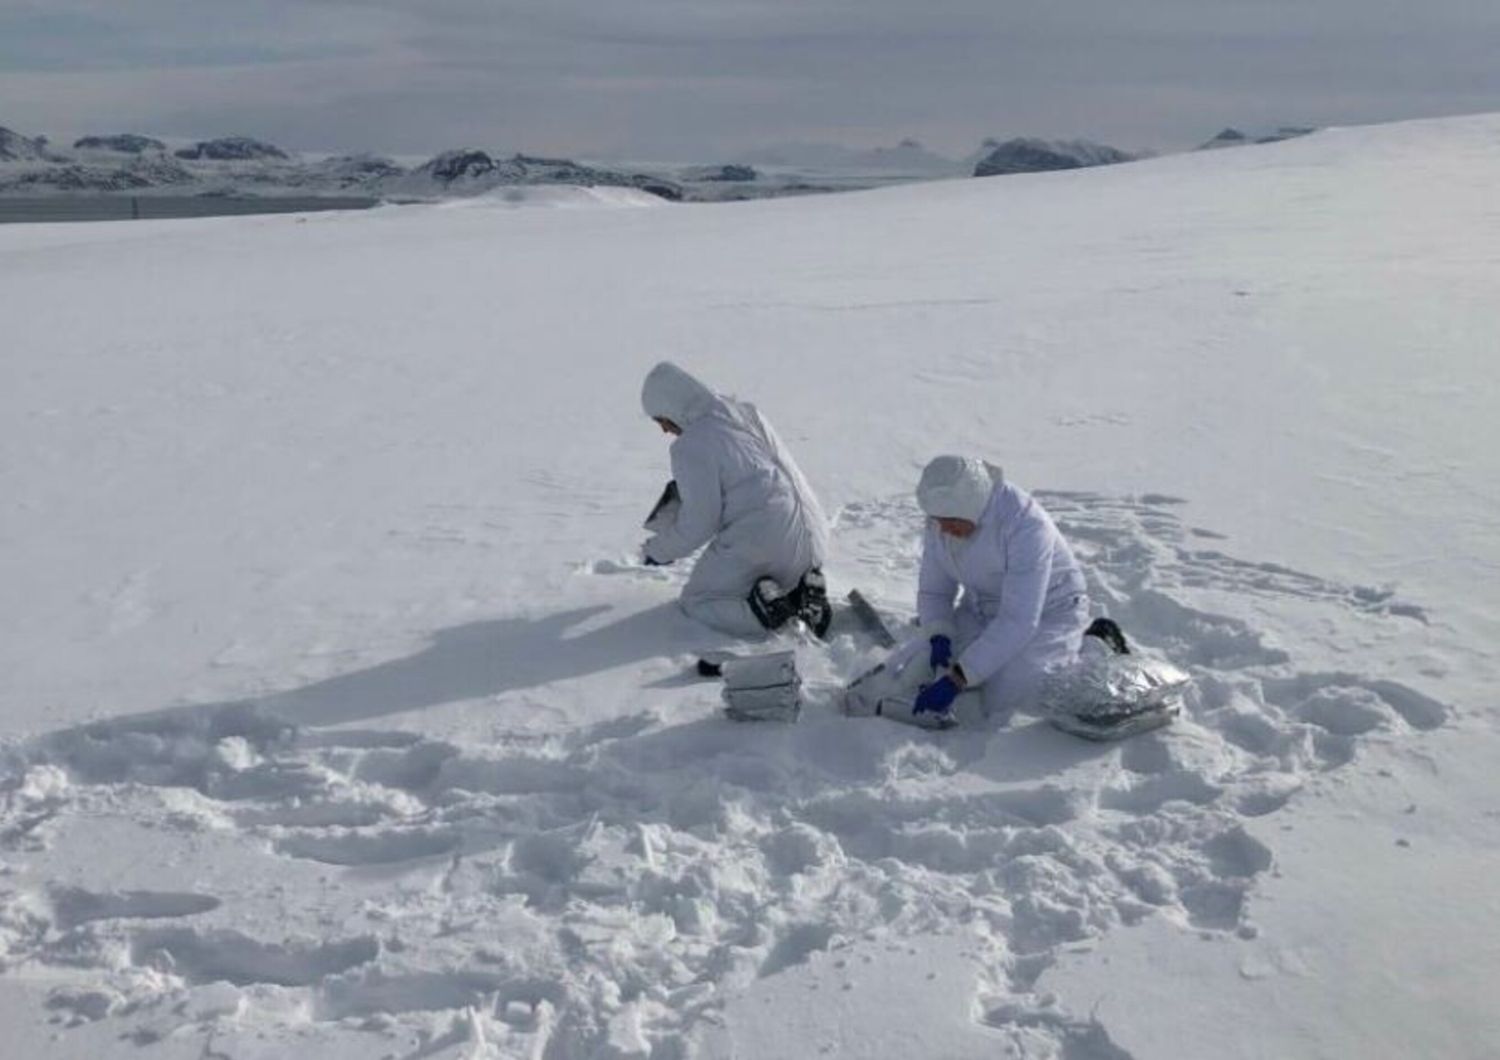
xmin=679 ymin=592 xmax=721 ymax=626
xmin=981 ymin=662 xmax=1047 ymax=717
xmin=680 ymin=592 xmax=764 ymax=638
xmin=684 ymin=549 xmax=757 ymax=599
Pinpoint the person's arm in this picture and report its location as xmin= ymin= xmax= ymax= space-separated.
xmin=643 ymin=438 xmax=722 ymax=562
xmin=955 ymin=518 xmax=1053 ymax=685
xmin=916 ymin=525 xmax=960 ymax=628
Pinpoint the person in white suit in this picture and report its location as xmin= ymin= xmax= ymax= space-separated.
xmin=639 ymin=361 xmax=831 ymax=637
xmin=904 ymin=455 xmax=1091 ymax=722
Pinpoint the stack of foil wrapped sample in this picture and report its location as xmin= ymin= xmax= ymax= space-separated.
xmin=720 ymin=651 xmax=801 ymax=722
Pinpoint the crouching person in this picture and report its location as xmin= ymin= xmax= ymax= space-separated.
xmin=913 ymin=455 xmax=1091 ymax=721
xmin=639 ymin=361 xmax=832 ymax=638
xmin=862 ymin=455 xmax=1091 ymax=727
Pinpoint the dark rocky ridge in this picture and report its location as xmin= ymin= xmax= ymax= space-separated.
xmin=74 ymin=134 xmax=168 ymax=154
xmin=174 ymin=137 xmax=290 ymax=161
xmin=397 ymin=149 xmax=683 ymax=201
xmin=1199 ymin=127 xmax=1316 ymax=150
xmin=680 ymin=164 xmax=758 ymax=183
xmin=309 ymin=154 xmax=406 ymax=187
xmin=973 ymin=138 xmax=1134 ymax=177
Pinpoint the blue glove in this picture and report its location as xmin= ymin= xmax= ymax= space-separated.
xmin=928 ymin=634 xmax=953 ymax=671
xmin=913 ymin=676 xmax=960 ymax=714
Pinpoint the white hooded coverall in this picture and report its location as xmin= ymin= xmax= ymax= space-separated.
xmin=913 ymin=456 xmax=1090 ymax=716
xmin=641 ymin=362 xmax=829 ymax=636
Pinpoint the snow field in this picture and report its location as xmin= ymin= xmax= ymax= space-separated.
xmin=0 ymin=485 xmax=1454 ymax=1056
xmin=3 ymin=112 xmax=1497 ymax=1057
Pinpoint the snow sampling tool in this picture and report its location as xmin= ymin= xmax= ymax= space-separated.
xmin=841 ymin=615 xmax=1190 ymax=738
xmin=643 ymin=479 xmax=680 ymax=535
xmin=839 ymin=594 xmax=962 ymax=729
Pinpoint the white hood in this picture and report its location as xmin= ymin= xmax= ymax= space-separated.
xmin=639 ymin=360 xmax=829 ymax=604
xmin=916 ymin=455 xmax=1002 ymax=523
xmin=641 ymin=361 xmax=717 ymax=427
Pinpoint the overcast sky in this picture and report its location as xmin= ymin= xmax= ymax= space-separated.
xmin=2 ymin=0 xmax=1498 ymax=160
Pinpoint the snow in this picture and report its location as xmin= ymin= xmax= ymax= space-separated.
xmin=446 ymin=186 xmax=670 ymax=211
xmin=2 ymin=112 xmax=1499 ymax=1057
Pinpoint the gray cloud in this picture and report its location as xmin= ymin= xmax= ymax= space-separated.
xmin=2 ymin=0 xmax=1498 ymax=159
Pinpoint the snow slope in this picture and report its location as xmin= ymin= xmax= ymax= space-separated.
xmin=1 ymin=112 xmax=1497 ymax=1058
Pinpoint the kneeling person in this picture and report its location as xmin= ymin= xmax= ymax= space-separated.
xmin=905 ymin=455 xmax=1090 ymax=722
xmin=639 ymin=361 xmax=831 ymax=637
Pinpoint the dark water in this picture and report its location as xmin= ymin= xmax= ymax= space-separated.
xmin=0 ymin=196 xmax=379 ymax=225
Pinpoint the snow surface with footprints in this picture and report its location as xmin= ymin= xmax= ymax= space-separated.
xmin=4 ymin=112 xmax=1498 ymax=1057
xmin=0 ymin=492 xmax=1451 ymax=1057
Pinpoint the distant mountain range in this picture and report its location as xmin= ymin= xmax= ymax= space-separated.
xmin=0 ymin=128 xmax=696 ymax=201
xmin=731 ymin=126 xmax=1314 ymax=180
xmin=0 ymin=123 xmax=1319 ymax=202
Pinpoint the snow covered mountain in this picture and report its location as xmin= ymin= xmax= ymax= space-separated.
xmin=172 ymin=136 xmax=290 ymax=162
xmin=0 ymin=124 xmax=685 ymax=201
xmin=2 ymin=112 xmax=1498 ymax=1059
xmin=971 ymin=137 xmax=1135 ymax=176
xmin=0 ymin=120 xmax=1333 ymax=206
xmin=0 ymin=124 xmax=53 ymax=162
xmin=0 ymin=123 xmax=934 ymax=203
xmin=72 ymin=134 xmax=168 ymax=154
xmin=0 ymin=126 xmax=371 ymax=196
xmin=1198 ymin=125 xmax=1317 ymax=150
xmin=384 ymin=149 xmax=685 ymax=202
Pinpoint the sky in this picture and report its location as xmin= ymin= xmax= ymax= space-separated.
xmin=2 ymin=0 xmax=1499 ymax=161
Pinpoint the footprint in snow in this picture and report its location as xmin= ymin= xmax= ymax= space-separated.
xmin=0 ymin=488 xmax=1459 ymax=1058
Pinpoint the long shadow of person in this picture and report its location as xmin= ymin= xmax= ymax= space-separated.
xmin=256 ymin=602 xmax=700 ymax=728
xmin=34 ymin=602 xmax=720 ymax=782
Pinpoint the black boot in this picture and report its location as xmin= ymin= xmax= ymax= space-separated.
xmin=1084 ymin=617 xmax=1130 ymax=655
xmin=793 ymin=568 xmax=833 ymax=639
xmin=748 ymin=577 xmax=798 ymax=631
